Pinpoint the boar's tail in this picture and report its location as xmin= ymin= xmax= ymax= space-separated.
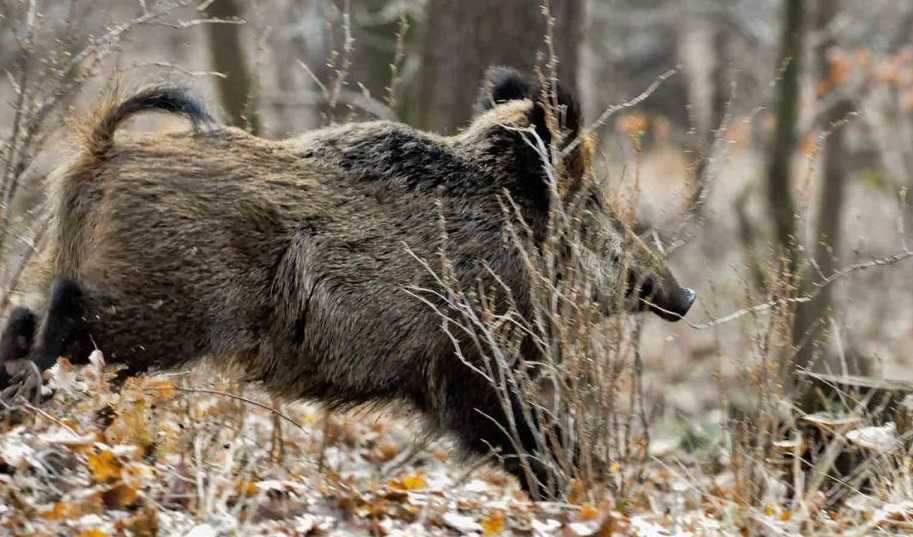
xmin=53 ymin=87 xmax=213 ymax=278
xmin=77 ymin=86 xmax=213 ymax=160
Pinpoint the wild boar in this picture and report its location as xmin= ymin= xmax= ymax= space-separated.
xmin=0 ymin=67 xmax=695 ymax=493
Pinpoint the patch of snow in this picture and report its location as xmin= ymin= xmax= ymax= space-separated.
xmin=631 ymin=515 xmax=694 ymax=537
xmin=847 ymin=422 xmax=899 ymax=453
xmin=568 ymin=520 xmax=599 ymax=535
xmin=184 ymin=523 xmax=217 ymax=537
xmin=442 ymin=511 xmax=481 ymax=533
xmin=0 ymin=436 xmax=33 ymax=467
xmin=531 ymin=518 xmax=561 ymax=535
xmin=463 ymin=479 xmax=488 ymax=493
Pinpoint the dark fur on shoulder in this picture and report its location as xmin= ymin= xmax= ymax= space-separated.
xmin=1 ymin=71 xmax=695 ymax=495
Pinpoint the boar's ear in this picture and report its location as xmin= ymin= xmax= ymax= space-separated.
xmin=475 ymin=66 xmax=583 ymax=157
xmin=474 ymin=67 xmax=534 ymax=113
xmin=476 ymin=66 xmax=590 ymax=193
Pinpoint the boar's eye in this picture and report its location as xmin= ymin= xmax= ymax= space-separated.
xmin=624 ymin=271 xmax=655 ymax=304
xmin=637 ymin=276 xmax=655 ymax=301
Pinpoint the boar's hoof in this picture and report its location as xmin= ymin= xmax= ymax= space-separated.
xmin=0 ymin=359 xmax=46 ymax=405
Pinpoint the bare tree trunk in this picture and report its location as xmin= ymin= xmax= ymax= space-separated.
xmin=893 ymin=9 xmax=913 ymax=257
xmin=688 ymin=11 xmax=730 ymax=219
xmin=792 ymin=0 xmax=856 ymax=375
xmin=203 ymin=0 xmax=261 ymax=135
xmin=765 ymin=0 xmax=805 ymax=277
xmin=415 ymin=0 xmax=581 ymax=133
xmin=349 ymin=0 xmax=402 ymax=105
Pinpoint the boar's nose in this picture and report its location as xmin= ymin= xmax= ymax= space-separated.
xmin=649 ymin=286 xmax=696 ymax=322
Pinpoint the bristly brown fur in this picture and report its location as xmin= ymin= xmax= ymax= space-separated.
xmin=1 ymin=69 xmax=693 ymax=495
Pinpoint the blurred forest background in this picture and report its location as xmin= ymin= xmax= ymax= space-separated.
xmin=2 ymin=0 xmax=911 ymax=394
xmin=1 ymin=0 xmax=913 ymax=534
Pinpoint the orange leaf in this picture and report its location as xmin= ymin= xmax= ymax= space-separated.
xmin=144 ymin=377 xmax=176 ymax=401
xmin=391 ymin=473 xmax=427 ymax=491
xmin=481 ymin=510 xmax=506 ymax=535
xmin=87 ymin=449 xmax=122 ymax=483
xmin=40 ymin=500 xmax=81 ymax=521
xmin=77 ymin=530 xmax=108 ymax=537
xmin=40 ymin=494 xmax=103 ymax=521
xmin=104 ymin=397 xmax=153 ymax=450
xmin=236 ymin=479 xmax=258 ymax=498
xmin=375 ymin=441 xmax=399 ymax=462
xmin=579 ymin=503 xmax=600 ymax=521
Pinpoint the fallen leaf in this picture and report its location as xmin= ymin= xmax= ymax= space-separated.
xmin=847 ymin=423 xmax=899 ymax=453
xmin=144 ymin=376 xmax=177 ymax=401
xmin=481 ymin=510 xmax=506 ymax=535
xmin=39 ymin=493 xmax=103 ymax=521
xmin=87 ymin=449 xmax=122 ymax=482
xmin=76 ymin=530 xmax=108 ymax=537
xmin=375 ymin=440 xmax=399 ymax=462
xmin=39 ymin=500 xmax=82 ymax=521
xmin=236 ymin=479 xmax=259 ymax=498
xmin=46 ymin=357 xmax=77 ymax=393
xmin=397 ymin=473 xmax=427 ymax=491
xmin=579 ymin=503 xmax=599 ymax=521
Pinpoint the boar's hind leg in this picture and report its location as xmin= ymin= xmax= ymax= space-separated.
xmin=0 ymin=307 xmax=38 ymax=388
xmin=1 ymin=278 xmax=93 ymax=401
xmin=31 ymin=277 xmax=94 ymax=372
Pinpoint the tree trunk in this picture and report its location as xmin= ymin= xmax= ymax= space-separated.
xmin=765 ymin=0 xmax=805 ymax=277
xmin=349 ymin=0 xmax=402 ymax=108
xmin=688 ymin=11 xmax=730 ymax=218
xmin=791 ymin=0 xmax=856 ymax=376
xmin=203 ymin=0 xmax=261 ymax=135
xmin=415 ymin=0 xmax=581 ymax=133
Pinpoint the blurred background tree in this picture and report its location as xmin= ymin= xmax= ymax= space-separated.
xmin=203 ymin=0 xmax=262 ymax=133
xmin=414 ymin=0 xmax=581 ymax=133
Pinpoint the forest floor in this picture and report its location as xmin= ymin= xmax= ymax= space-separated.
xmin=2 ymin=356 xmax=912 ymax=536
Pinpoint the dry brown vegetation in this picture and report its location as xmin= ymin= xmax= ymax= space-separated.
xmin=2 ymin=0 xmax=913 ymax=535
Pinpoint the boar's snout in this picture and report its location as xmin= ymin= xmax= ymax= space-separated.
xmin=648 ymin=284 xmax=696 ymax=322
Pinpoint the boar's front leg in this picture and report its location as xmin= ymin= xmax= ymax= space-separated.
xmin=440 ymin=363 xmax=566 ymax=498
